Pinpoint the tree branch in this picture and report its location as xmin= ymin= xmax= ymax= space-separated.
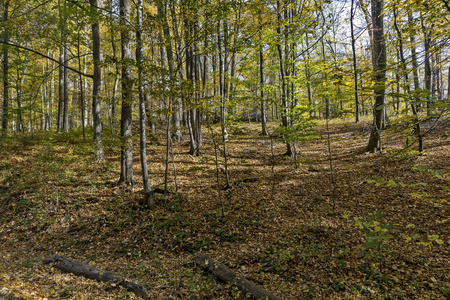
xmin=0 ymin=41 xmax=93 ymax=78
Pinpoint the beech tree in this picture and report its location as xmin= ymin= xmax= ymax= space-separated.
xmin=119 ymin=0 xmax=134 ymax=185
xmin=137 ymin=0 xmax=153 ymax=206
xmin=2 ymin=0 xmax=9 ymax=132
xmin=367 ymin=0 xmax=386 ymax=153
xmin=0 ymin=0 xmax=449 ymax=175
xmin=90 ymin=0 xmax=104 ymax=161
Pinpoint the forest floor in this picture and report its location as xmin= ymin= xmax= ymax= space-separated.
xmin=0 ymin=117 xmax=449 ymax=299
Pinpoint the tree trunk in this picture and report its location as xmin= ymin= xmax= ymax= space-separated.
xmin=77 ymin=25 xmax=86 ymax=138
xmin=276 ymin=0 xmax=294 ymax=157
xmin=49 ymin=51 xmax=55 ymax=130
xmin=119 ymin=0 xmax=134 ymax=184
xmin=409 ymin=13 xmax=420 ymax=95
xmin=185 ymin=12 xmax=201 ymax=157
xmin=137 ymin=0 xmax=154 ymax=207
xmin=58 ymin=31 xmax=64 ymax=132
xmin=158 ymin=0 xmax=182 ymax=142
xmin=43 ymin=255 xmax=148 ymax=298
xmin=259 ymin=7 xmax=268 ymax=136
xmin=44 ymin=51 xmax=51 ymax=130
xmin=1 ymin=0 xmax=9 ymax=132
xmin=70 ymin=75 xmax=77 ymax=129
xmin=421 ymin=17 xmax=432 ymax=116
xmin=393 ymin=2 xmax=423 ymax=152
xmin=16 ymin=74 xmax=22 ymax=132
xmin=195 ymin=252 xmax=280 ymax=300
xmin=367 ymin=0 xmax=386 ymax=153
xmin=109 ymin=8 xmax=119 ymax=134
xmin=259 ymin=45 xmax=268 ymax=136
xmin=304 ymin=34 xmax=313 ymax=116
xmin=90 ymin=0 xmax=104 ymax=161
xmin=351 ymin=0 xmax=360 ymax=123
xmin=63 ymin=41 xmax=69 ymax=132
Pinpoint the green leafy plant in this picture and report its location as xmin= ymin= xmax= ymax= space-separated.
xmin=21 ymin=257 xmax=41 ymax=269
xmin=354 ymin=211 xmax=392 ymax=264
xmin=328 ymin=279 xmax=347 ymax=292
xmin=59 ymin=286 xmax=77 ymax=299
xmin=440 ymin=284 xmax=450 ymax=298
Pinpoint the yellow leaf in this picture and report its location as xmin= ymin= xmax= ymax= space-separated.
xmin=386 ymin=180 xmax=397 ymax=187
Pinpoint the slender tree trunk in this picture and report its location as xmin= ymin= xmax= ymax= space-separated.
xmin=49 ymin=51 xmax=55 ymax=130
xmin=351 ymin=0 xmax=360 ymax=123
xmin=393 ymin=2 xmax=423 ymax=152
xmin=45 ymin=51 xmax=51 ymax=130
xmin=321 ymin=37 xmax=329 ymax=119
xmin=119 ymin=0 xmax=134 ymax=184
xmin=304 ymin=34 xmax=313 ymax=116
xmin=16 ymin=61 xmax=23 ymax=132
xmin=259 ymin=7 xmax=268 ymax=136
xmin=2 ymin=0 xmax=9 ymax=132
xmin=137 ymin=0 xmax=154 ymax=206
xmin=158 ymin=0 xmax=182 ymax=142
xmin=259 ymin=45 xmax=268 ymax=136
xmin=90 ymin=0 xmax=104 ymax=161
xmin=367 ymin=0 xmax=386 ymax=153
xmin=185 ymin=12 xmax=201 ymax=157
xmin=77 ymin=25 xmax=86 ymax=138
xmin=409 ymin=14 xmax=420 ymax=95
xmin=109 ymin=8 xmax=119 ymax=133
xmin=58 ymin=33 xmax=64 ymax=132
xmin=218 ymin=16 xmax=231 ymax=187
xmin=447 ymin=66 xmax=450 ymax=99
xmin=63 ymin=41 xmax=69 ymax=132
xmin=71 ymin=75 xmax=77 ymax=129
xmin=421 ymin=17 xmax=432 ymax=116
xmin=276 ymin=0 xmax=293 ymax=157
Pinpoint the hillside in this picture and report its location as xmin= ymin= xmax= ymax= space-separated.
xmin=0 ymin=118 xmax=449 ymax=299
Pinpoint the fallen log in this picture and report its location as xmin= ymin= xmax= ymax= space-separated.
xmin=194 ymin=252 xmax=279 ymax=300
xmin=43 ymin=255 xmax=148 ymax=298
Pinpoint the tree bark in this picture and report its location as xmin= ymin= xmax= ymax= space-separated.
xmin=393 ymin=1 xmax=423 ymax=152
xmin=2 ymin=0 xmax=9 ymax=132
xmin=91 ymin=0 xmax=104 ymax=161
xmin=77 ymin=24 xmax=86 ymax=138
xmin=367 ymin=0 xmax=386 ymax=153
xmin=137 ymin=0 xmax=154 ymax=207
xmin=63 ymin=40 xmax=69 ymax=132
xmin=421 ymin=16 xmax=432 ymax=116
xmin=185 ymin=10 xmax=201 ymax=157
xmin=43 ymin=255 xmax=148 ymax=298
xmin=58 ymin=29 xmax=64 ymax=132
xmin=276 ymin=0 xmax=294 ymax=157
xmin=45 ymin=50 xmax=51 ymax=130
xmin=158 ymin=0 xmax=182 ymax=142
xmin=351 ymin=0 xmax=360 ymax=123
xmin=109 ymin=7 xmax=119 ymax=134
xmin=195 ymin=252 xmax=279 ymax=300
xmin=259 ymin=6 xmax=268 ymax=136
xmin=304 ymin=34 xmax=313 ymax=116
xmin=119 ymin=0 xmax=134 ymax=184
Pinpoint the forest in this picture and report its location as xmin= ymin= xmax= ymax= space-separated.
xmin=0 ymin=0 xmax=449 ymax=298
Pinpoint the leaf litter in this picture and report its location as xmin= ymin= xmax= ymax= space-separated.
xmin=0 ymin=118 xmax=449 ymax=299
